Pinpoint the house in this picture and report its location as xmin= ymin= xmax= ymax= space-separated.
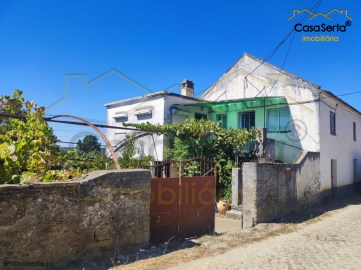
xmin=105 ymin=80 xmax=200 ymax=161
xmin=105 ymin=52 xmax=361 ymax=195
xmin=198 ymin=52 xmax=361 ymax=194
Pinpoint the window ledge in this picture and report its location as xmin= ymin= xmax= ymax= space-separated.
xmin=267 ymin=130 xmax=291 ymax=133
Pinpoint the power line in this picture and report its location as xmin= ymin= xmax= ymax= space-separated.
xmin=263 ymin=31 xmax=297 ymax=97
xmin=45 ymin=118 xmax=140 ymax=131
xmin=244 ymin=0 xmax=322 ymax=81
xmin=336 ymin=90 xmax=361 ymax=97
xmin=0 ymin=113 xmax=141 ymax=131
xmin=57 ymin=140 xmax=108 ymax=148
xmin=199 ymin=0 xmax=322 ymax=99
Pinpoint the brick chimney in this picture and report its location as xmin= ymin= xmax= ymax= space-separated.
xmin=181 ymin=79 xmax=194 ymax=98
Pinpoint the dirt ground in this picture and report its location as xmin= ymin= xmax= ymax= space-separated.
xmin=110 ymin=194 xmax=361 ymax=270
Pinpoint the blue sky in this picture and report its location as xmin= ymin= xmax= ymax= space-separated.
xmin=0 ymin=0 xmax=360 ymax=143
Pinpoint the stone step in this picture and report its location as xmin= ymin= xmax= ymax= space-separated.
xmin=225 ymin=209 xmax=242 ymax=220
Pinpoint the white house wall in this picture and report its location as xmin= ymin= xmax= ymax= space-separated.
xmin=202 ymin=54 xmax=321 ymax=154
xmin=163 ymin=95 xmax=201 ymax=124
xmin=106 ymin=93 xmax=200 ymax=161
xmin=106 ymin=96 xmax=166 ymax=160
xmin=319 ymin=95 xmax=361 ymax=191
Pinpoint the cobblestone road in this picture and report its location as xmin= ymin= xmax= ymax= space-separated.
xmin=171 ymin=203 xmax=361 ymax=270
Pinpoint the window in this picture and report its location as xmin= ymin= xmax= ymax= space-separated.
xmin=239 ymin=112 xmax=255 ymax=130
xmin=353 ymin=122 xmax=357 ymax=141
xmin=195 ymin=113 xmax=207 ymax=120
xmin=216 ymin=114 xmax=227 ymax=129
xmin=330 ymin=111 xmax=336 ymax=135
xmin=267 ymin=108 xmax=290 ymax=132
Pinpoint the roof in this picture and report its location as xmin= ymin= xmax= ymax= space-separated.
xmin=201 ymin=52 xmax=321 ymax=98
xmin=321 ymin=90 xmax=361 ymax=117
xmin=105 ymin=91 xmax=202 ymax=107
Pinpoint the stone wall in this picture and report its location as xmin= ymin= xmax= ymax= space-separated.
xmin=0 ymin=170 xmax=151 ymax=269
xmin=242 ymin=152 xmax=324 ymax=228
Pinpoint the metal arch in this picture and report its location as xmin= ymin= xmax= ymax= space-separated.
xmin=49 ymin=114 xmax=121 ymax=170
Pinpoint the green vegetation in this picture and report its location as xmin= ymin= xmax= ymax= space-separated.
xmin=0 ymin=90 xmax=152 ymax=184
xmin=124 ymin=118 xmax=259 ymax=198
xmin=62 ymin=135 xmax=109 ymax=173
xmin=0 ymin=90 xmax=64 ymax=183
xmin=0 ymin=90 xmax=257 ymax=193
xmin=118 ymin=135 xmax=153 ymax=169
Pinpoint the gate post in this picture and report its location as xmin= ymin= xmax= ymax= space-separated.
xmin=232 ymin=168 xmax=242 ymax=210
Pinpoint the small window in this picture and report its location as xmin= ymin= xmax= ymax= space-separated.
xmin=195 ymin=113 xmax=207 ymax=120
xmin=267 ymin=108 xmax=290 ymax=132
xmin=353 ymin=122 xmax=357 ymax=141
xmin=216 ymin=114 xmax=227 ymax=129
xmin=330 ymin=111 xmax=336 ymax=135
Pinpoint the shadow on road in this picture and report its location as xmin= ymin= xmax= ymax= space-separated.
xmin=273 ymin=193 xmax=361 ymax=224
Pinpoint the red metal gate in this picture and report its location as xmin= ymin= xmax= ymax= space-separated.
xmin=149 ymin=158 xmax=216 ymax=243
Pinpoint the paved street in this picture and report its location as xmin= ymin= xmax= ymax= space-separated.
xmin=171 ymin=202 xmax=361 ymax=270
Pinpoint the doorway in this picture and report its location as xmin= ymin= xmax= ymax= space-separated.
xmin=239 ymin=112 xmax=256 ymax=153
xmin=240 ymin=111 xmax=255 ymax=130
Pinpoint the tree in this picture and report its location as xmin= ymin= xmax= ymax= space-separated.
xmin=76 ymin=135 xmax=101 ymax=153
xmin=0 ymin=90 xmax=63 ymax=183
xmin=63 ymin=135 xmax=110 ymax=171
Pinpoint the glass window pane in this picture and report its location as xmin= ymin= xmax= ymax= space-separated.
xmin=250 ymin=112 xmax=255 ymax=128
xmin=330 ymin=112 xmax=336 ymax=135
xmin=279 ymin=109 xmax=290 ymax=131
xmin=222 ymin=115 xmax=227 ymax=129
xmin=268 ymin=110 xmax=278 ymax=131
xmin=244 ymin=114 xmax=250 ymax=129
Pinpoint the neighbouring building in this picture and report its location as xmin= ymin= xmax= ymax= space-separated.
xmin=105 ymin=80 xmax=200 ymax=161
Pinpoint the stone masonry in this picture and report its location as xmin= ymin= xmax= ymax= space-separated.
xmin=242 ymin=152 xmax=324 ymax=228
xmin=0 ymin=170 xmax=151 ymax=269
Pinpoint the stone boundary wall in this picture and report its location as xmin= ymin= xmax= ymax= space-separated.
xmin=242 ymin=152 xmax=326 ymax=228
xmin=0 ymin=170 xmax=151 ymax=269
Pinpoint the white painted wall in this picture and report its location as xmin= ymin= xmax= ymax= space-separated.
xmin=201 ymin=53 xmax=321 ymax=156
xmin=319 ymin=94 xmax=361 ymax=191
xmin=106 ymin=93 xmax=199 ymax=161
xmin=106 ymin=95 xmax=166 ymax=160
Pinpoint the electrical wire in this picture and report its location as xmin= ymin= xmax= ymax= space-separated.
xmin=199 ymin=0 xmax=323 ymax=99
xmin=244 ymin=0 xmax=323 ymax=81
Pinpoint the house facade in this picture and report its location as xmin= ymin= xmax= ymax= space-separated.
xmin=199 ymin=53 xmax=361 ymax=194
xmin=105 ymin=52 xmax=361 ymax=195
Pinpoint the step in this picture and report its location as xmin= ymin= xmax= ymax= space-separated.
xmin=225 ymin=209 xmax=242 ymax=220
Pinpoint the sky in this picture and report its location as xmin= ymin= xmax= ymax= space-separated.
xmin=0 ymin=0 xmax=360 ymax=144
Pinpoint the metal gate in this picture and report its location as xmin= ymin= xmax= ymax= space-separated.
xmin=149 ymin=158 xmax=216 ymax=243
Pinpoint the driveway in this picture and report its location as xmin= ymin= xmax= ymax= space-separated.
xmin=171 ymin=199 xmax=361 ymax=270
xmin=113 ymin=194 xmax=361 ymax=270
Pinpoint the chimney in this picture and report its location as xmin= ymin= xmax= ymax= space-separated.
xmin=181 ymin=79 xmax=194 ymax=98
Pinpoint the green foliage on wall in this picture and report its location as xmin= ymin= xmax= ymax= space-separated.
xmin=118 ymin=135 xmax=153 ymax=169
xmin=124 ymin=118 xmax=259 ymax=198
